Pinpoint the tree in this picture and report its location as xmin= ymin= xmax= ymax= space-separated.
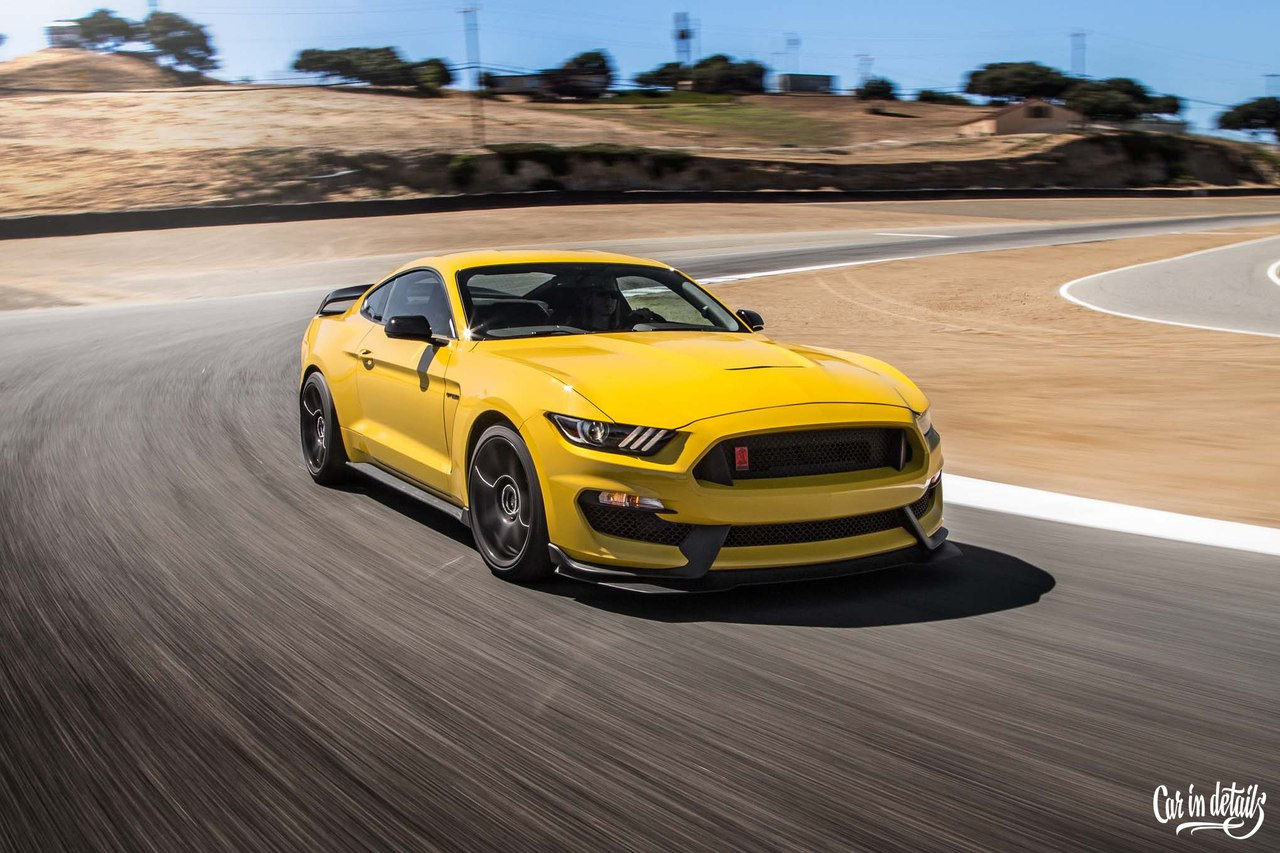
xmin=413 ymin=58 xmax=453 ymax=94
xmin=292 ymin=47 xmax=416 ymax=86
xmin=964 ymin=61 xmax=1072 ymax=101
xmin=561 ymin=49 xmax=614 ymax=90
xmin=73 ymin=9 xmax=137 ymax=51
xmin=1146 ymin=94 xmax=1183 ymax=116
xmin=1218 ymin=97 xmax=1280 ymax=141
xmin=634 ymin=61 xmax=685 ymax=89
xmin=143 ymin=11 xmax=217 ymax=71
xmin=915 ymin=89 xmax=970 ymax=105
xmin=855 ymin=76 xmax=898 ymax=101
xmin=541 ymin=50 xmax=615 ymax=98
xmin=1063 ymin=77 xmax=1185 ymax=121
xmin=688 ymin=54 xmax=766 ymax=94
xmin=1064 ymin=81 xmax=1141 ymax=121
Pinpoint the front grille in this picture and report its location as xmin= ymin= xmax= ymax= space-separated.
xmin=580 ymin=502 xmax=692 ymax=546
xmin=581 ymin=486 xmax=937 ymax=549
xmin=695 ymin=427 xmax=907 ymax=483
xmin=723 ymin=488 xmax=935 ymax=548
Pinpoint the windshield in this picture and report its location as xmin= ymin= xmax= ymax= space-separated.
xmin=457 ymin=263 xmax=746 ymax=339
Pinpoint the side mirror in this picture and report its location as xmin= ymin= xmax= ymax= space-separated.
xmin=736 ymin=308 xmax=765 ymax=331
xmin=385 ymin=314 xmax=437 ymax=342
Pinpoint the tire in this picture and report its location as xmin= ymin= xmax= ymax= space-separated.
xmin=468 ymin=424 xmax=553 ymax=582
xmin=299 ymin=372 xmax=350 ymax=485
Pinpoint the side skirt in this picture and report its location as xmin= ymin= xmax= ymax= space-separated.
xmin=349 ymin=461 xmax=471 ymax=527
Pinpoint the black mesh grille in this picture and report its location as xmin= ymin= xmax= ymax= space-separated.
xmin=722 ymin=486 xmax=936 ymax=549
xmin=580 ymin=502 xmax=692 ymax=546
xmin=697 ymin=427 xmax=906 ymax=482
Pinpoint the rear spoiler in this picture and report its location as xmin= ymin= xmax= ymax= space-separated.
xmin=316 ymin=284 xmax=371 ymax=316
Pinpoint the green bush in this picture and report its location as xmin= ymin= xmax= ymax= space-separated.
xmin=648 ymin=150 xmax=693 ymax=177
xmin=915 ymin=89 xmax=970 ymax=106
xmin=447 ymin=153 xmax=477 ymax=189
xmin=855 ymin=77 xmax=898 ymax=101
xmin=487 ymin=143 xmax=572 ymax=176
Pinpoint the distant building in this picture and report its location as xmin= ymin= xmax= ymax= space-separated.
xmin=777 ymin=73 xmax=836 ymax=94
xmin=45 ymin=20 xmax=81 ymax=48
xmin=486 ymin=72 xmax=609 ymax=99
xmin=958 ymin=98 xmax=1084 ymax=137
xmin=486 ymin=74 xmax=545 ymax=95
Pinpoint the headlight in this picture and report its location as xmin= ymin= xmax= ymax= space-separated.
xmin=548 ymin=414 xmax=676 ymax=455
xmin=914 ymin=408 xmax=932 ymax=436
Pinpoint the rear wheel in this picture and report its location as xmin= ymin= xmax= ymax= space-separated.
xmin=468 ymin=424 xmax=553 ymax=582
xmin=299 ymin=372 xmax=349 ymax=485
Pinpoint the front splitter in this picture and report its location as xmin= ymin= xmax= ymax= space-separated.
xmin=549 ymin=537 xmax=962 ymax=593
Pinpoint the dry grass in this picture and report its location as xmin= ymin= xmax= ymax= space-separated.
xmin=0 ymin=48 xmax=189 ymax=91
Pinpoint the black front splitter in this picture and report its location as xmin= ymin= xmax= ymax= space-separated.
xmin=548 ymin=537 xmax=962 ymax=594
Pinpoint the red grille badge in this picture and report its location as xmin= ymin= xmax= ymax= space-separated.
xmin=734 ymin=446 xmax=750 ymax=470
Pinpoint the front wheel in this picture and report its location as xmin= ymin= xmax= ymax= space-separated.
xmin=468 ymin=424 xmax=553 ymax=582
xmin=299 ymin=372 xmax=349 ymax=485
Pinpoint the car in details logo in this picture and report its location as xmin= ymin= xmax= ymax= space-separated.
xmin=1153 ymin=782 xmax=1266 ymax=840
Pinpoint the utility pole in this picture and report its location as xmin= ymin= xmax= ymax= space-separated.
xmin=674 ymin=13 xmax=692 ymax=66
xmin=1071 ymin=30 xmax=1087 ymax=78
xmin=785 ymin=33 xmax=800 ymax=73
xmin=461 ymin=5 xmax=485 ymax=148
xmin=856 ymin=54 xmax=873 ymax=86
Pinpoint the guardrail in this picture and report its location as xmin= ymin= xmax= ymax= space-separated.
xmin=3 ymin=186 xmax=1280 ymax=241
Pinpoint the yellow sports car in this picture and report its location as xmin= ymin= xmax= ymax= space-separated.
xmin=299 ymin=250 xmax=955 ymax=591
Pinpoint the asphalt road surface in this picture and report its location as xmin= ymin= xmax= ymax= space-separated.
xmin=2 ymin=216 xmax=1277 ymax=852
xmin=1061 ymin=233 xmax=1280 ymax=336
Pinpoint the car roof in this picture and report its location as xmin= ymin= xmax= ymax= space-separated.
xmin=389 ymin=249 xmax=673 ymax=279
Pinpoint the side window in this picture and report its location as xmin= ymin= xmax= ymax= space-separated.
xmin=360 ymin=283 xmax=392 ymax=323
xmin=382 ymin=270 xmax=457 ymax=339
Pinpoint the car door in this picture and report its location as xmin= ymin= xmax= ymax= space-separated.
xmin=354 ymin=269 xmax=459 ymax=494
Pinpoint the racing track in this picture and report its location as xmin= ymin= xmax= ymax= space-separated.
xmin=1060 ymin=233 xmax=1280 ymax=337
xmin=2 ymin=212 xmax=1278 ymax=851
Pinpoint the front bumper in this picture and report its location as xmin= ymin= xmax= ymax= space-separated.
xmin=523 ymin=402 xmax=952 ymax=588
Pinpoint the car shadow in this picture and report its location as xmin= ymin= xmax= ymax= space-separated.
xmin=339 ymin=475 xmax=1054 ymax=629
xmin=543 ymin=543 xmax=1055 ymax=628
xmin=338 ymin=472 xmax=474 ymax=546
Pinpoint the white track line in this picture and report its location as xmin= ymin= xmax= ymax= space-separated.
xmin=1058 ymin=234 xmax=1280 ymax=340
xmin=874 ymin=232 xmax=957 ymax=239
xmin=701 ymin=255 xmax=919 ymax=284
xmin=944 ymin=475 xmax=1280 ymax=556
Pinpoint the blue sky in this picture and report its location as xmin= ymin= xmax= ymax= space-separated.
xmin=2 ymin=1 xmax=1276 ymax=134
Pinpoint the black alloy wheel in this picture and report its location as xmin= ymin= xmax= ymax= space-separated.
xmin=300 ymin=372 xmax=349 ymax=484
xmin=468 ymin=424 xmax=552 ymax=581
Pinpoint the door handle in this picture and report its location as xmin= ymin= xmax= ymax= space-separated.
xmin=358 ymin=349 xmax=373 ymax=357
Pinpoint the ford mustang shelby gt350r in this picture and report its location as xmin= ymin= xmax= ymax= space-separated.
xmin=299 ymin=250 xmax=955 ymax=591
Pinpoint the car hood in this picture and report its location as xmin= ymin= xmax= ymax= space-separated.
xmin=487 ymin=332 xmax=926 ymax=428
